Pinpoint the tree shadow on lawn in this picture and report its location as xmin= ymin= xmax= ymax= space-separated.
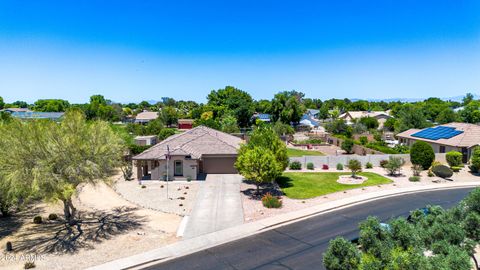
xmin=12 ymin=206 xmax=145 ymax=254
xmin=241 ymin=179 xmax=286 ymax=201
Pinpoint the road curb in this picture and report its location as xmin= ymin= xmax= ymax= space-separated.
xmin=88 ymin=183 xmax=480 ymax=270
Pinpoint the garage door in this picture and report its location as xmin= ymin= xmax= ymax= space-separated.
xmin=202 ymin=156 xmax=238 ymax=174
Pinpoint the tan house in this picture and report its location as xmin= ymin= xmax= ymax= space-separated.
xmin=134 ymin=135 xmax=158 ymax=146
xmin=133 ymin=126 xmax=242 ymax=180
xmin=339 ymin=111 xmax=392 ymax=129
xmin=134 ymin=111 xmax=159 ymax=124
xmin=397 ymin=122 xmax=480 ymax=163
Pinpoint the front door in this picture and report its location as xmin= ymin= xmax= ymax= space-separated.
xmin=174 ymin=160 xmax=183 ymax=176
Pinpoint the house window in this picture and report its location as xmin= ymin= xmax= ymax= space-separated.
xmin=439 ymin=145 xmax=446 ymax=153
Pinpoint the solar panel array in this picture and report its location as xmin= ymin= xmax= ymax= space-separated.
xmin=411 ymin=126 xmax=463 ymax=141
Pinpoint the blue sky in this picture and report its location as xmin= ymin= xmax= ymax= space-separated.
xmin=0 ymin=0 xmax=479 ymax=103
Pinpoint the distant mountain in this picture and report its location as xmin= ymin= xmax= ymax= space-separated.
xmin=352 ymin=94 xmax=479 ymax=103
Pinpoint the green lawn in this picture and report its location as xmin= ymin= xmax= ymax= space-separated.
xmin=286 ymin=148 xmax=324 ymax=157
xmin=277 ymin=172 xmax=393 ymax=199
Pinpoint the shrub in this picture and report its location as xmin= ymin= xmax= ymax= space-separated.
xmin=322 ymin=164 xmax=329 ymax=170
xmin=336 ymin=163 xmax=344 ymax=170
xmin=24 ymin=262 xmax=36 ymax=269
xmin=365 ymin=162 xmax=373 ymax=169
xmin=379 ymin=160 xmax=388 ymax=168
xmin=428 ymin=171 xmax=435 ymax=177
xmin=384 ymin=156 xmax=405 ymax=176
xmin=411 ymin=164 xmax=423 ymax=177
xmin=261 ymin=193 xmax=282 ymax=208
xmin=409 ymin=176 xmax=421 ymax=182
xmin=446 ymin=151 xmax=463 ymax=167
xmin=158 ymin=128 xmax=176 ymax=140
xmin=347 ymin=159 xmax=362 ymax=177
xmin=359 ymin=136 xmax=368 ymax=145
xmin=470 ymin=147 xmax=480 ymax=173
xmin=451 ymin=166 xmax=462 ymax=172
xmin=48 ymin=213 xmax=58 ymax=221
xmin=289 ymin=161 xmax=302 ymax=170
xmin=307 ymin=162 xmax=314 ymax=170
xmin=141 ymin=185 xmax=146 ymax=189
xmin=33 ymin=216 xmax=42 ymax=224
xmin=432 ymin=165 xmax=454 ymax=179
xmin=341 ymin=139 xmax=355 ymax=154
xmin=410 ymin=141 xmax=435 ymax=170
xmin=187 ymin=176 xmax=192 ymax=182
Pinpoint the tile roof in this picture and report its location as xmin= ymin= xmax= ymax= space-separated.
xmin=135 ymin=111 xmax=159 ymax=121
xmin=396 ymin=122 xmax=480 ymax=148
xmin=133 ymin=126 xmax=243 ymax=160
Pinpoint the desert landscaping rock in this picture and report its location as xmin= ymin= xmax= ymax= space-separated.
xmin=337 ymin=175 xmax=368 ymax=184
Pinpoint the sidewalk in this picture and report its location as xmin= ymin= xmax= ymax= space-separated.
xmin=88 ymin=182 xmax=480 ymax=270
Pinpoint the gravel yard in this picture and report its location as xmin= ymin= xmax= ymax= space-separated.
xmin=0 ymin=174 xmax=182 ymax=270
xmin=114 ymin=179 xmax=201 ymax=216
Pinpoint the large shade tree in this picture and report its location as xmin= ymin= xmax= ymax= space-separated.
xmin=207 ymin=86 xmax=255 ymax=127
xmin=0 ymin=111 xmax=124 ymax=224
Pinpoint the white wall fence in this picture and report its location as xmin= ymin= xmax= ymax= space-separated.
xmin=290 ymin=153 xmax=447 ymax=168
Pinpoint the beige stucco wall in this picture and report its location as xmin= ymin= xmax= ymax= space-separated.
xmin=151 ymin=156 xmax=198 ymax=180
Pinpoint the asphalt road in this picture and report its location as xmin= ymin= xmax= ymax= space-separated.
xmin=145 ymin=188 xmax=474 ymax=270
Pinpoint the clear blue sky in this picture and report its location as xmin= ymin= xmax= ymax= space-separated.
xmin=0 ymin=0 xmax=479 ymax=103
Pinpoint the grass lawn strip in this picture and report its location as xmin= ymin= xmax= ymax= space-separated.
xmin=286 ymin=148 xmax=324 ymax=157
xmin=278 ymin=172 xmax=392 ymax=199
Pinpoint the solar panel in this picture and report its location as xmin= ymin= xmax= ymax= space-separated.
xmin=412 ymin=126 xmax=463 ymax=141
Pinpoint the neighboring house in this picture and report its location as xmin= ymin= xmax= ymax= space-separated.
xmin=133 ymin=126 xmax=242 ymax=180
xmin=2 ymin=108 xmax=32 ymax=113
xmin=299 ymin=114 xmax=320 ymax=128
xmin=134 ymin=111 xmax=159 ymax=124
xmin=339 ymin=111 xmax=392 ymax=129
xmin=306 ymin=109 xmax=320 ymax=119
xmin=134 ymin=135 xmax=158 ymax=146
xmin=178 ymin=119 xmax=194 ymax=129
xmin=252 ymin=113 xmax=271 ymax=123
xmin=397 ymin=122 xmax=480 ymax=163
xmin=5 ymin=110 xmax=64 ymax=121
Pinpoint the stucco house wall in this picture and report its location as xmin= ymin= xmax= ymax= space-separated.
xmin=151 ymin=156 xmax=198 ymax=180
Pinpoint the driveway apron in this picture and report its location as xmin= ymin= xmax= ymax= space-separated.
xmin=183 ymin=174 xmax=244 ymax=239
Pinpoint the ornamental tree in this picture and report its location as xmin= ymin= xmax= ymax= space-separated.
xmin=410 ymin=141 xmax=435 ymax=170
xmin=235 ymin=147 xmax=280 ymax=194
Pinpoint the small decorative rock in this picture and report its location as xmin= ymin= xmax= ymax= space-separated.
xmin=179 ymin=204 xmax=183 ymax=207
xmin=185 ymin=186 xmax=189 ymax=189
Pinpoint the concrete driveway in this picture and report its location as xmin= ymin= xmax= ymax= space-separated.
xmin=183 ymin=174 xmax=244 ymax=239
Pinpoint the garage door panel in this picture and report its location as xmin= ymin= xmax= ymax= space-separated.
xmin=203 ymin=157 xmax=237 ymax=174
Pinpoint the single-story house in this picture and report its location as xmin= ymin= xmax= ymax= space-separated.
xmin=178 ymin=119 xmax=194 ymax=129
xmin=2 ymin=108 xmax=32 ymax=113
xmin=134 ymin=135 xmax=158 ymax=146
xmin=134 ymin=111 xmax=159 ymax=124
xmin=339 ymin=111 xmax=392 ymax=129
xmin=133 ymin=126 xmax=242 ymax=180
xmin=252 ymin=113 xmax=271 ymax=123
xmin=397 ymin=122 xmax=480 ymax=163
xmin=306 ymin=109 xmax=320 ymax=119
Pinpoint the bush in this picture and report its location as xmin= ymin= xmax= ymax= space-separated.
xmin=411 ymin=164 xmax=423 ymax=177
xmin=33 ymin=216 xmax=42 ymax=224
xmin=347 ymin=159 xmax=362 ymax=177
xmin=261 ymin=193 xmax=282 ymax=208
xmin=336 ymin=163 xmax=344 ymax=170
xmin=428 ymin=171 xmax=435 ymax=177
xmin=307 ymin=162 xmax=314 ymax=170
xmin=322 ymin=164 xmax=329 ymax=170
xmin=365 ymin=162 xmax=373 ymax=169
xmin=24 ymin=262 xmax=36 ymax=269
xmin=341 ymin=139 xmax=355 ymax=154
xmin=470 ymin=147 xmax=480 ymax=173
xmin=289 ymin=161 xmax=302 ymax=170
xmin=384 ymin=156 xmax=405 ymax=176
xmin=359 ymin=136 xmax=368 ymax=145
xmin=410 ymin=141 xmax=435 ymax=170
xmin=141 ymin=185 xmax=146 ymax=189
xmin=187 ymin=176 xmax=192 ymax=182
xmin=451 ymin=166 xmax=462 ymax=172
xmin=409 ymin=176 xmax=421 ymax=182
xmin=379 ymin=160 xmax=388 ymax=168
xmin=446 ymin=151 xmax=463 ymax=167
xmin=48 ymin=213 xmax=58 ymax=221
xmin=432 ymin=165 xmax=454 ymax=179
xmin=159 ymin=128 xmax=176 ymax=140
